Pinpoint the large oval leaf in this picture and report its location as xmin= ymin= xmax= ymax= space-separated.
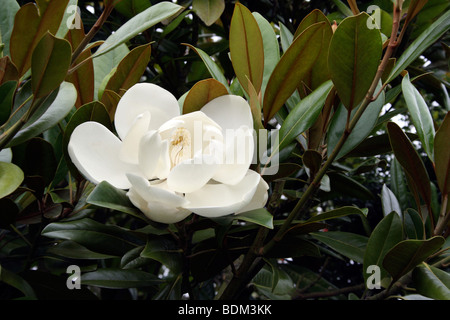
xmin=229 ymin=3 xmax=264 ymax=95
xmin=192 ymin=0 xmax=225 ymax=26
xmin=81 ymin=269 xmax=163 ymax=289
xmin=412 ymin=263 xmax=450 ymax=300
xmin=182 ymin=78 xmax=228 ymax=114
xmin=328 ymin=12 xmax=382 ymax=110
xmin=311 ymin=231 xmax=368 ymax=263
xmin=363 ymin=212 xmax=403 ymax=287
xmin=383 ymin=236 xmax=445 ymax=284
xmin=9 ymin=0 xmax=69 ymax=76
xmin=263 ymin=22 xmax=328 ymax=123
xmin=401 ymin=73 xmax=435 ymax=160
xmin=31 ymin=32 xmax=72 ymax=99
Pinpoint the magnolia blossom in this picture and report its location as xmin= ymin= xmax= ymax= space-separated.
xmin=68 ymin=83 xmax=269 ymax=223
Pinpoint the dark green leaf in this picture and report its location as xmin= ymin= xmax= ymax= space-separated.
xmin=81 ymin=268 xmax=163 ymax=289
xmin=31 ymin=32 xmax=72 ymax=99
xmin=434 ymin=112 xmax=450 ymax=195
xmin=328 ymin=12 xmax=382 ymax=110
xmin=236 ymin=208 xmax=273 ymax=229
xmin=311 ymin=231 xmax=368 ymax=263
xmin=412 ymin=263 xmax=450 ymax=300
xmin=0 ymin=81 xmax=17 ymax=126
xmin=383 ymin=236 xmax=445 ymax=284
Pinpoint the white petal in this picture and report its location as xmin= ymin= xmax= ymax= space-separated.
xmin=213 ymin=126 xmax=255 ymax=185
xmin=138 ymin=130 xmax=162 ymax=179
xmin=236 ymin=176 xmax=269 ymax=214
xmin=126 ymin=174 xmax=191 ymax=224
xmin=119 ymin=111 xmax=150 ymax=164
xmin=114 ymin=83 xmax=180 ymax=140
xmin=68 ymin=122 xmax=141 ymax=189
xmin=0 ymin=148 xmax=13 ymax=163
xmin=200 ymin=95 xmax=253 ymax=131
xmin=167 ymin=154 xmax=219 ymax=193
xmin=184 ymin=170 xmax=261 ymax=217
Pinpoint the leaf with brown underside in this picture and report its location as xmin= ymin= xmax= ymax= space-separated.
xmin=183 ymin=78 xmax=228 ymax=114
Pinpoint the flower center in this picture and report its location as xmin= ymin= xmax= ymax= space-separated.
xmin=169 ymin=127 xmax=192 ymax=168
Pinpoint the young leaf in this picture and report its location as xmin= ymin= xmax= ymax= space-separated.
xmin=434 ymin=112 xmax=450 ymax=195
xmin=229 ymin=3 xmax=264 ymax=95
xmin=9 ymin=0 xmax=70 ymax=76
xmin=182 ymin=78 xmax=228 ymax=114
xmin=401 ymin=73 xmax=435 ymax=160
xmin=328 ymin=12 xmax=382 ymax=111
xmin=263 ymin=22 xmax=328 ymax=123
xmin=31 ymin=33 xmax=72 ymax=99
xmin=387 ymin=122 xmax=432 ymax=211
xmin=383 ymin=236 xmax=445 ymax=284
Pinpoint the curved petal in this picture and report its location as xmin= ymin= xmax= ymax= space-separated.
xmin=236 ymin=176 xmax=269 ymax=214
xmin=200 ymin=95 xmax=253 ymax=131
xmin=114 ymin=83 xmax=180 ymax=140
xmin=127 ymin=174 xmax=191 ymax=224
xmin=120 ymin=111 xmax=150 ymax=164
xmin=167 ymin=154 xmax=219 ymax=193
xmin=213 ymin=125 xmax=254 ymax=185
xmin=68 ymin=122 xmax=141 ymax=189
xmin=184 ymin=170 xmax=261 ymax=217
xmin=138 ymin=129 xmax=162 ymax=179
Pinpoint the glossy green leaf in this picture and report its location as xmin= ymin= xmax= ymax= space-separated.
xmin=387 ymin=121 xmax=431 ymax=209
xmin=31 ymin=33 xmax=72 ymax=99
xmin=141 ymin=237 xmax=182 ymax=272
xmin=327 ymin=82 xmax=385 ymax=160
xmin=328 ymin=12 xmax=382 ymax=110
xmin=86 ymin=180 xmax=147 ymax=221
xmin=100 ymin=43 xmax=152 ymax=98
xmin=383 ymin=236 xmax=445 ymax=284
xmin=363 ymin=212 xmax=403 ymax=286
xmin=412 ymin=263 xmax=450 ymax=300
xmin=0 ymin=265 xmax=36 ymax=299
xmin=263 ymin=22 xmax=328 ymax=123
xmin=328 ymin=172 xmax=374 ymax=200
xmin=114 ymin=0 xmax=151 ymax=19
xmin=184 ymin=44 xmax=230 ymax=92
xmin=311 ymin=231 xmax=368 ymax=263
xmin=8 ymin=82 xmax=77 ymax=147
xmin=229 ymin=3 xmax=264 ymax=95
xmin=0 ymin=81 xmax=17 ymax=126
xmin=23 ymin=138 xmax=57 ymax=192
xmin=401 ymin=73 xmax=435 ymax=160
xmin=0 ymin=0 xmax=20 ymax=58
xmin=253 ymin=12 xmax=280 ymax=99
xmin=278 ymin=80 xmax=333 ymax=151
xmin=434 ymin=112 xmax=450 ymax=195
xmin=381 ymin=184 xmax=402 ymax=218
xmin=47 ymin=240 xmax=116 ymax=260
xmin=236 ymin=208 xmax=273 ymax=229
xmin=192 ymin=0 xmax=225 ymax=26
xmin=390 ymin=157 xmax=412 ymax=212
xmin=93 ymin=2 xmax=182 ymax=58
xmin=0 ymin=161 xmax=24 ymax=199
xmin=41 ymin=218 xmax=141 ymax=256
xmin=404 ymin=208 xmax=425 ymax=240
xmin=62 ymin=101 xmax=112 ymax=179
xmin=387 ymin=10 xmax=450 ymax=83
xmin=81 ymin=268 xmax=163 ymax=289
xmin=182 ymin=78 xmax=228 ymax=114
xmin=9 ymin=0 xmax=69 ymax=76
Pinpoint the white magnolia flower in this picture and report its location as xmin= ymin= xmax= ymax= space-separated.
xmin=68 ymin=83 xmax=269 ymax=223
